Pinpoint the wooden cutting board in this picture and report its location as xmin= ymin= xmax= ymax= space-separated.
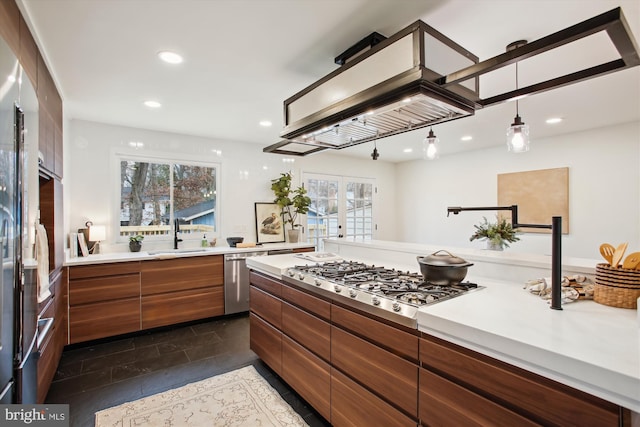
xmin=236 ymin=242 xmax=257 ymax=248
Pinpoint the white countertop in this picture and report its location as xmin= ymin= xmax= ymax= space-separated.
xmin=64 ymin=242 xmax=314 ymax=266
xmin=246 ymin=252 xmax=640 ymax=413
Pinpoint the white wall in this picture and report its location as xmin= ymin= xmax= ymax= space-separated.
xmin=395 ymin=121 xmax=640 ymax=259
xmin=65 ymin=119 xmax=397 ymax=252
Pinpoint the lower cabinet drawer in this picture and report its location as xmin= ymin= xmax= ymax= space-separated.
xmin=249 ymin=313 xmax=282 ymax=375
xmin=282 ymin=335 xmax=331 ymax=422
xmin=419 ymin=368 xmax=540 ymax=427
xmin=69 ymin=297 xmax=140 ymax=343
xmin=332 ymin=326 xmax=418 ymax=417
xmin=142 ymin=287 xmax=223 ymax=329
xmin=331 ymin=369 xmax=416 ymax=427
xmin=419 ymin=335 xmax=620 ymax=426
xmin=250 ymin=286 xmax=281 ymax=328
xmin=282 ymin=302 xmax=330 ymax=361
xmin=37 ymin=317 xmax=64 ymax=403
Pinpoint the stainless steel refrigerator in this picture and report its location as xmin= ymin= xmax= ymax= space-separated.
xmin=0 ymin=34 xmax=37 ymax=404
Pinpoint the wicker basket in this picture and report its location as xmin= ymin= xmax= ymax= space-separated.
xmin=594 ymin=263 xmax=640 ymax=309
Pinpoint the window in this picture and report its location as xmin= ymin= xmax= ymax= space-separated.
xmin=304 ymin=173 xmax=375 ymax=250
xmin=119 ymin=158 xmax=218 ymax=240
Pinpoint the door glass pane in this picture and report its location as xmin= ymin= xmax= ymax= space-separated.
xmin=306 ymin=177 xmax=340 ymax=250
xmin=346 ymin=180 xmax=373 ymax=242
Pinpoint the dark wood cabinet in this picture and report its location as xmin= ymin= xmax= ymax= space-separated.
xmin=68 ymin=262 xmax=141 ymax=344
xmin=332 ymin=325 xmax=418 ymax=418
xmin=39 ymin=175 xmax=63 ymax=272
xmin=331 ymin=369 xmax=416 ymax=427
xmin=37 ymin=270 xmax=66 ymax=403
xmin=249 ymin=286 xmax=281 ymax=329
xmin=140 ymin=255 xmax=224 ymax=329
xmin=419 ymin=334 xmax=621 ymax=427
xmin=0 ymin=0 xmax=20 ymax=54
xmin=249 ymin=313 xmax=282 ymax=375
xmin=282 ymin=335 xmax=330 ymax=421
xmin=282 ymin=302 xmax=330 ymax=361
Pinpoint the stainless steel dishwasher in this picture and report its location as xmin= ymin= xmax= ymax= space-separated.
xmin=224 ymin=251 xmax=267 ymax=314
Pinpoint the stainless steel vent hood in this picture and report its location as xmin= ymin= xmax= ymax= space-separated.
xmin=264 ymin=7 xmax=639 ymax=156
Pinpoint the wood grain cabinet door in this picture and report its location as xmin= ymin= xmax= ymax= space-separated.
xmin=420 ymin=335 xmax=621 ymax=426
xmin=282 ymin=335 xmax=331 ymax=422
xmin=282 ymin=302 xmax=330 ymax=361
xmin=331 ymin=326 xmax=418 ymax=418
xmin=249 ymin=312 xmax=282 ymax=375
xmin=142 ymin=287 xmax=223 ymax=329
xmin=331 ymin=369 xmax=416 ymax=427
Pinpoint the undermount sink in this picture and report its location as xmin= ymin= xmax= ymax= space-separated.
xmin=147 ymin=248 xmax=212 ymax=256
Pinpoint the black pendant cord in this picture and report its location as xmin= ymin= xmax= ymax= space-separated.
xmin=515 ymin=62 xmax=519 ymax=117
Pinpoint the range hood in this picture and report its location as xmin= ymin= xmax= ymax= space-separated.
xmin=264 ymin=7 xmax=639 ymax=156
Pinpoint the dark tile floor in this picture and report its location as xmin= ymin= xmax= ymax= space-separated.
xmin=45 ymin=313 xmax=330 ymax=427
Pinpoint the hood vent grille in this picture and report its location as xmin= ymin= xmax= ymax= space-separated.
xmin=265 ymin=8 xmax=639 ymax=156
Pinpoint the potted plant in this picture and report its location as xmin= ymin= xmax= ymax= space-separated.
xmin=271 ymin=172 xmax=311 ymax=243
xmin=129 ymin=234 xmax=144 ymax=252
xmin=469 ymin=216 xmax=520 ymax=250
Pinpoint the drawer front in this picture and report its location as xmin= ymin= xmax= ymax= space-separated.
xmin=331 ymin=304 xmax=419 ymax=361
xmin=69 ymin=273 xmax=139 ymax=305
xmin=250 ymin=286 xmax=282 ymax=328
xmin=282 ymin=335 xmax=331 ymax=422
xmin=420 ymin=335 xmax=620 ymax=427
xmin=281 ymin=284 xmax=330 ymax=320
xmin=249 ymin=313 xmax=282 ymax=375
xmin=420 ymin=368 xmax=540 ymax=427
xmin=69 ymin=262 xmax=140 ymax=279
xmin=69 ymin=297 xmax=140 ymax=344
xmin=282 ymin=302 xmax=330 ymax=361
xmin=37 ymin=320 xmax=65 ymax=403
xmin=331 ymin=369 xmax=416 ymax=427
xmin=142 ymin=287 xmax=224 ymax=329
xmin=141 ymin=256 xmax=223 ymax=295
xmin=332 ymin=326 xmax=418 ymax=417
xmin=249 ymin=271 xmax=282 ymax=297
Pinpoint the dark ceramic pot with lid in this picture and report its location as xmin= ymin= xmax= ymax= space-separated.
xmin=416 ymin=250 xmax=473 ymax=286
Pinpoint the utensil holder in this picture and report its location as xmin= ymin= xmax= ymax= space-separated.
xmin=594 ymin=263 xmax=640 ymax=309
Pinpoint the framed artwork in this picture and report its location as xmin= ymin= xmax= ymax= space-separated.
xmin=255 ymin=202 xmax=285 ymax=243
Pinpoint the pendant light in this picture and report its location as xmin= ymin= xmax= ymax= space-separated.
xmin=371 ymin=140 xmax=379 ymax=160
xmin=506 ymin=40 xmax=530 ymax=153
xmin=422 ymin=127 xmax=439 ymax=160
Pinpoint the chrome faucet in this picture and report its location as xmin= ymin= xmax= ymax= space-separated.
xmin=173 ymin=218 xmax=183 ymax=249
xmin=447 ymin=205 xmax=563 ymax=310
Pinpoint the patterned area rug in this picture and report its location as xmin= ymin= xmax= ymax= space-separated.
xmin=95 ymin=366 xmax=308 ymax=426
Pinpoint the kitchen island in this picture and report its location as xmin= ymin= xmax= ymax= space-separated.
xmin=246 ymin=242 xmax=639 ymax=426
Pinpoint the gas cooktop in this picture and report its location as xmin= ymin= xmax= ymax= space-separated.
xmin=282 ymin=260 xmax=483 ymax=328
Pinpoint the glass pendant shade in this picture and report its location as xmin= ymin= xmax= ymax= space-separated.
xmin=506 ymin=114 xmax=530 ymax=153
xmin=422 ymin=128 xmax=439 ymax=160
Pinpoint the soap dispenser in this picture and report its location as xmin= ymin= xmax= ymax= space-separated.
xmin=202 ymin=234 xmax=208 ymax=247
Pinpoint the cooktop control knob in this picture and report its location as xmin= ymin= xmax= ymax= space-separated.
xmin=392 ymin=302 xmax=401 ymax=312
xmin=334 ymin=285 xmax=341 ymax=293
xmin=372 ymin=296 xmax=380 ymax=306
xmin=287 ymin=269 xmax=296 ymax=277
xmin=314 ymin=279 xmax=322 ymax=286
xmin=349 ymin=289 xmax=357 ymax=298
xmin=297 ymin=272 xmax=305 ymax=280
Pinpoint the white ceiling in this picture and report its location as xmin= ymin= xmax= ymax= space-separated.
xmin=19 ymin=0 xmax=640 ymax=163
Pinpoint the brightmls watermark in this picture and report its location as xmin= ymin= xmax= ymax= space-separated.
xmin=1 ymin=405 xmax=69 ymax=426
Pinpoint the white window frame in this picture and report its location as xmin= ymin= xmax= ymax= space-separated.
xmin=114 ymin=152 xmax=220 ymax=243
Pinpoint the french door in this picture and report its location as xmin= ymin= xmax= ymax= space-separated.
xmin=303 ymin=173 xmax=375 ymax=250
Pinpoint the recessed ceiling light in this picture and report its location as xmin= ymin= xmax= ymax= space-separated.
xmin=259 ymin=120 xmax=272 ymax=127
xmin=402 ymin=97 xmax=412 ymax=103
xmin=158 ymin=51 xmax=183 ymax=64
xmin=546 ymin=117 xmax=563 ymax=124
xmin=460 ymin=135 xmax=473 ymax=141
xmin=144 ymin=100 xmax=162 ymax=108
xmin=403 ymin=148 xmax=413 ymax=153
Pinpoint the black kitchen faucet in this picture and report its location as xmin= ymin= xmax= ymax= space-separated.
xmin=447 ymin=205 xmax=563 ymax=310
xmin=174 ymin=218 xmax=183 ymax=249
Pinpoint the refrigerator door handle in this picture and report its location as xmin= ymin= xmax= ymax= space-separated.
xmin=36 ymin=317 xmax=54 ymax=350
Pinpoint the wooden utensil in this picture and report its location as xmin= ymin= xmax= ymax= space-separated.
xmin=610 ymin=242 xmax=628 ymax=268
xmin=599 ymin=243 xmax=615 ymax=265
xmin=622 ymin=252 xmax=640 ymax=269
